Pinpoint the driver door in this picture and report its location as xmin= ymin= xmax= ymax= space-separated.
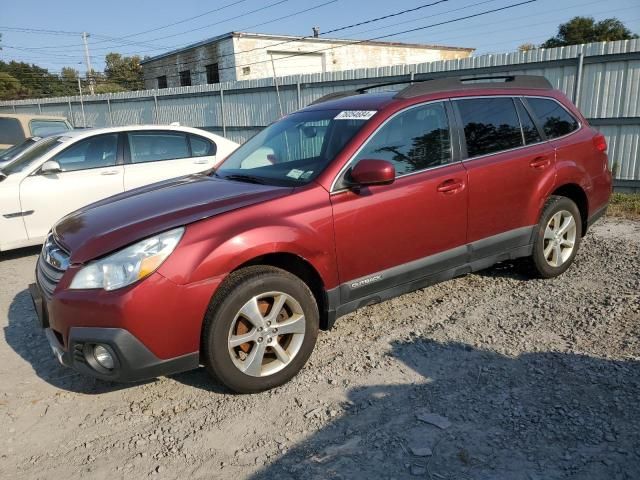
xmin=19 ymin=133 xmax=124 ymax=241
xmin=330 ymin=101 xmax=468 ymax=303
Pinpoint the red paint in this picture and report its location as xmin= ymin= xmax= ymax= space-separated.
xmin=45 ymin=83 xmax=612 ymax=363
xmin=350 ymin=159 xmax=396 ymax=186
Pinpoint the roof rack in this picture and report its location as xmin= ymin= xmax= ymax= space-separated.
xmin=309 ymin=90 xmax=359 ymax=105
xmin=395 ymin=75 xmax=553 ymax=99
xmin=309 ymin=75 xmax=552 ymax=105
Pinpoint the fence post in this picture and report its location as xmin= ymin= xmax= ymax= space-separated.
xmin=67 ymin=100 xmax=74 ymax=126
xmin=37 ymin=102 xmax=42 ymax=114
xmin=107 ymin=98 xmax=113 ymax=126
xmin=153 ymin=93 xmax=159 ymax=124
xmin=220 ymin=86 xmax=227 ymax=137
xmin=12 ymin=104 xmax=16 ymax=112
xmin=296 ymin=78 xmax=302 ymax=110
xmin=573 ymin=51 xmax=584 ymax=107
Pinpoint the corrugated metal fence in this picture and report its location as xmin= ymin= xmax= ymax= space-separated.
xmin=1 ymin=39 xmax=639 ymax=184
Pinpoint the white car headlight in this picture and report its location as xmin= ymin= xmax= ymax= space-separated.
xmin=70 ymin=227 xmax=184 ymax=291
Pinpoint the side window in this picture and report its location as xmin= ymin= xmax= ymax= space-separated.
xmin=352 ymin=102 xmax=451 ymax=176
xmin=30 ymin=120 xmax=70 ymax=137
xmin=0 ymin=118 xmax=25 ymax=145
xmin=516 ymin=99 xmax=542 ymax=144
xmin=128 ymin=132 xmax=190 ymax=163
xmin=456 ymin=97 xmax=523 ymax=158
xmin=189 ymin=135 xmax=216 ymax=157
xmin=53 ymin=134 xmax=118 ymax=172
xmin=527 ymin=97 xmax=579 ymax=139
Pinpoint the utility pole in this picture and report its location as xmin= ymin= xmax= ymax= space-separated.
xmin=77 ymin=77 xmax=87 ymax=127
xmin=81 ymin=32 xmax=95 ymax=95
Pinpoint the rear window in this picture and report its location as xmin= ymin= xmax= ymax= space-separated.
xmin=0 ymin=118 xmax=25 ymax=145
xmin=189 ymin=135 xmax=216 ymax=157
xmin=30 ymin=120 xmax=71 ymax=137
xmin=128 ymin=132 xmax=190 ymax=163
xmin=456 ymin=97 xmax=523 ymax=157
xmin=527 ymin=98 xmax=579 ymax=139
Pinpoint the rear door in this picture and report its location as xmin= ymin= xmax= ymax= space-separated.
xmin=123 ymin=130 xmax=217 ymax=190
xmin=19 ymin=133 xmax=125 ymax=240
xmin=454 ymin=96 xmax=555 ymax=256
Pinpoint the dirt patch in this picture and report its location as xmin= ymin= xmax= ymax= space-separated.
xmin=1 ymin=219 xmax=638 ymax=479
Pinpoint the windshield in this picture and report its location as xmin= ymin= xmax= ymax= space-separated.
xmin=2 ymin=136 xmax=63 ymax=175
xmin=0 ymin=137 xmax=40 ymax=164
xmin=215 ymin=109 xmax=372 ymax=186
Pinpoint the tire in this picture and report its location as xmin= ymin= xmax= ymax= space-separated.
xmin=529 ymin=195 xmax=582 ymax=278
xmin=202 ymin=265 xmax=319 ymax=393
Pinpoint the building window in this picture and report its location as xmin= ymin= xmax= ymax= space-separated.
xmin=242 ymin=66 xmax=251 ymax=76
xmin=179 ymin=70 xmax=191 ymax=87
xmin=157 ymin=75 xmax=167 ymax=89
xmin=206 ymin=63 xmax=220 ymax=84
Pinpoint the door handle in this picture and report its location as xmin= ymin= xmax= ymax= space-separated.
xmin=437 ymin=179 xmax=465 ymax=194
xmin=193 ymin=159 xmax=209 ymax=164
xmin=101 ymin=170 xmax=120 ymax=175
xmin=529 ymin=156 xmax=551 ymax=169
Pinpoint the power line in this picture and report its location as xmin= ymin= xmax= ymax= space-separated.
xmin=3 ymin=0 xmax=539 ymax=85
xmin=385 ymin=2 xmax=638 ymax=46
xmin=1 ymin=0 xmax=249 ymax=50
xmin=20 ymin=0 xmax=293 ymax=53
xmin=105 ymin=0 xmax=456 ymax=78
xmin=121 ymin=0 xmax=541 ymax=86
xmin=0 ymin=26 xmax=83 ymax=36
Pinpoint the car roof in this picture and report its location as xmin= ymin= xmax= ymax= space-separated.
xmin=303 ymin=75 xmax=556 ymax=112
xmin=55 ymin=124 xmax=235 ymax=144
xmin=0 ymin=113 xmax=69 ymax=121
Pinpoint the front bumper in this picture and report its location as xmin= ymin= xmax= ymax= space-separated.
xmin=29 ymin=268 xmax=219 ymax=382
xmin=41 ymin=325 xmax=199 ymax=382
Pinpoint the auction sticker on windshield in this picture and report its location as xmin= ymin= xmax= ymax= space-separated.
xmin=334 ymin=110 xmax=377 ymax=120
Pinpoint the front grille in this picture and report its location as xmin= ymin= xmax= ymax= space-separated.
xmin=36 ymin=234 xmax=70 ymax=299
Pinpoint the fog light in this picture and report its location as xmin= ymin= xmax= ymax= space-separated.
xmin=93 ymin=345 xmax=115 ymax=370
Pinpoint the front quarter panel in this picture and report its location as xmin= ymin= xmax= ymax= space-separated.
xmin=158 ymin=184 xmax=338 ymax=290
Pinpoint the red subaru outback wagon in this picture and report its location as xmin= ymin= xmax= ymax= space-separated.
xmin=30 ymin=76 xmax=611 ymax=393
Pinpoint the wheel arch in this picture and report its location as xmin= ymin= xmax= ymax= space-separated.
xmin=234 ymin=252 xmax=331 ymax=331
xmin=551 ymin=183 xmax=589 ymax=235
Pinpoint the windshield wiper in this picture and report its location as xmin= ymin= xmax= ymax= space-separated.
xmin=219 ymin=173 xmax=268 ymax=185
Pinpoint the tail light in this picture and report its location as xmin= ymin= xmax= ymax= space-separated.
xmin=592 ymin=134 xmax=607 ymax=152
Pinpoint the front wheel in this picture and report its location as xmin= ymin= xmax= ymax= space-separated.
xmin=529 ymin=195 xmax=582 ymax=278
xmin=202 ymin=266 xmax=319 ymax=393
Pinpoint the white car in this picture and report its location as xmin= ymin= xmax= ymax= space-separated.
xmin=0 ymin=125 xmax=238 ymax=252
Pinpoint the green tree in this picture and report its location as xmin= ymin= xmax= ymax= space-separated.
xmin=0 ymin=72 xmax=25 ymax=100
xmin=104 ymin=53 xmax=144 ymax=90
xmin=518 ymin=43 xmax=536 ymax=52
xmin=542 ymin=16 xmax=638 ymax=48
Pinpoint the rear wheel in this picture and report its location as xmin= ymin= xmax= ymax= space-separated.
xmin=202 ymin=266 xmax=319 ymax=393
xmin=530 ymin=195 xmax=582 ymax=278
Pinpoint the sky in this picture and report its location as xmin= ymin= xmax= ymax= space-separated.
xmin=1 ymin=0 xmax=639 ymax=75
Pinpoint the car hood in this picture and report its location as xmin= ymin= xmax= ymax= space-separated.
xmin=53 ymin=174 xmax=292 ymax=263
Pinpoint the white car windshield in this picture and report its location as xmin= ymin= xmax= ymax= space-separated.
xmin=214 ymin=110 xmax=371 ymax=186
xmin=1 ymin=136 xmax=62 ymax=176
xmin=0 ymin=137 xmax=42 ymax=163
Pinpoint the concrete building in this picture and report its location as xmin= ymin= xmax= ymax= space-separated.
xmin=140 ymin=31 xmax=474 ymax=89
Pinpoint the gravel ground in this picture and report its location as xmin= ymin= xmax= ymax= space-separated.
xmin=1 ymin=217 xmax=638 ymax=480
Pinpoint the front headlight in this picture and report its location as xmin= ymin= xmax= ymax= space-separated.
xmin=70 ymin=227 xmax=184 ymax=291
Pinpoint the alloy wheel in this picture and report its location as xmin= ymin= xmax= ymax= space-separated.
xmin=228 ymin=291 xmax=306 ymax=377
xmin=543 ymin=210 xmax=577 ymax=267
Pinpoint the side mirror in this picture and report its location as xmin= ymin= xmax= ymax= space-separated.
xmin=40 ymin=160 xmax=62 ymax=175
xmin=349 ymin=159 xmax=395 ymax=187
